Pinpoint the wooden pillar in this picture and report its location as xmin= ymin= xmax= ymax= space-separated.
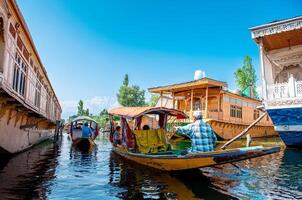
xmin=190 ymin=89 xmax=193 ymax=119
xmin=259 ymin=40 xmax=268 ymax=100
xmin=160 ymin=91 xmax=163 ymax=107
xmin=205 ymin=87 xmax=208 ymax=118
xmin=172 ymin=91 xmax=175 ymax=109
xmin=217 ymin=94 xmax=221 ymax=120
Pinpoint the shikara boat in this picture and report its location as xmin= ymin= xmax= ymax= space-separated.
xmin=69 ymin=116 xmax=99 ymax=152
xmin=109 ymin=107 xmax=280 ymax=171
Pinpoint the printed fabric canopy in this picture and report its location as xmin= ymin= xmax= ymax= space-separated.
xmin=71 ymin=116 xmax=98 ymax=124
xmin=109 ymin=107 xmax=188 ymax=120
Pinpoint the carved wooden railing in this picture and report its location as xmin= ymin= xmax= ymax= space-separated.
xmin=268 ymin=79 xmax=302 ymax=100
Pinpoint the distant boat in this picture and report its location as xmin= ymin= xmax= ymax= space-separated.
xmin=251 ymin=16 xmax=302 ymax=148
xmin=108 ymin=106 xmax=280 ymax=171
xmin=69 ymin=116 xmax=99 ymax=152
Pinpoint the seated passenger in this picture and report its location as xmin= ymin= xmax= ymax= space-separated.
xmin=176 ymin=110 xmax=217 ymax=153
xmin=113 ymin=126 xmax=122 ymax=147
xmin=142 ymin=125 xmax=150 ymax=130
xmin=82 ymin=122 xmax=92 ymax=138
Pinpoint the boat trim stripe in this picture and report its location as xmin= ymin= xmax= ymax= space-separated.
xmin=275 ymin=125 xmax=302 ymax=132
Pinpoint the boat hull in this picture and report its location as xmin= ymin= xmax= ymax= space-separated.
xmin=208 ymin=120 xmax=276 ymax=140
xmin=267 ymin=107 xmax=302 ymax=148
xmin=112 ymin=146 xmax=280 ymax=171
xmin=72 ymin=138 xmax=95 ymax=152
xmin=0 ymin=113 xmax=55 ymax=154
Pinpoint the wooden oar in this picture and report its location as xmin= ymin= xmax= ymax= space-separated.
xmin=221 ymin=112 xmax=267 ymax=150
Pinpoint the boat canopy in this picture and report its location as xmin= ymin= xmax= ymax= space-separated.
xmin=71 ymin=116 xmax=98 ymax=124
xmin=109 ymin=107 xmax=188 ymax=120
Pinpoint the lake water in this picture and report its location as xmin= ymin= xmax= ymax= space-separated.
xmin=0 ymin=134 xmax=302 ymax=200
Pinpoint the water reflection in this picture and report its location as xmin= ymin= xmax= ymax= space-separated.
xmin=0 ymin=135 xmax=302 ymax=199
xmin=109 ymin=152 xmax=236 ymax=200
xmin=201 ymin=148 xmax=302 ymax=199
xmin=0 ymin=140 xmax=61 ymax=199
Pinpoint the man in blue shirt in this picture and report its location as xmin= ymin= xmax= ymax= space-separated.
xmin=176 ymin=110 xmax=217 ymax=153
xmin=82 ymin=122 xmax=92 ymax=138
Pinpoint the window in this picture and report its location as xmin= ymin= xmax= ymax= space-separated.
xmin=230 ymin=105 xmax=242 ymax=118
xmin=46 ymin=96 xmax=50 ymax=115
xmin=12 ymin=53 xmax=27 ymax=96
xmin=34 ymin=82 xmax=41 ymax=108
xmin=254 ymin=110 xmax=260 ymax=120
xmin=236 ymin=106 xmax=242 ymax=118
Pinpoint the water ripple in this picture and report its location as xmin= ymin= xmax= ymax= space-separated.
xmin=0 ymin=135 xmax=302 ymax=199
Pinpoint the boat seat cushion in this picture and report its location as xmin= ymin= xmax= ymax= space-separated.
xmin=133 ymin=129 xmax=170 ymax=153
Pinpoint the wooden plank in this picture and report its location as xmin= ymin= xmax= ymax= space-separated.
xmin=190 ymin=89 xmax=193 ymax=118
xmin=205 ymin=87 xmax=208 ymax=118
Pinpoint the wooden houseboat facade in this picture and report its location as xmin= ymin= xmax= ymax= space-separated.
xmin=0 ymin=0 xmax=61 ymax=154
xmin=149 ymin=77 xmax=276 ymax=139
xmin=251 ymin=16 xmax=302 ymax=147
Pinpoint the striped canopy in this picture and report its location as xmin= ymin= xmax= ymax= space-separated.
xmin=71 ymin=116 xmax=98 ymax=124
xmin=109 ymin=106 xmax=188 ymax=120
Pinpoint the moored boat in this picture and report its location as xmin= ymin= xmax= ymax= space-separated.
xmin=148 ymin=77 xmax=276 ymax=140
xmin=250 ymin=16 xmax=302 ymax=147
xmin=109 ymin=107 xmax=280 ymax=171
xmin=69 ymin=116 xmax=99 ymax=152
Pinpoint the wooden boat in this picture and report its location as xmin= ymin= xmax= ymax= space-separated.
xmin=109 ymin=106 xmax=280 ymax=171
xmin=69 ymin=116 xmax=99 ymax=151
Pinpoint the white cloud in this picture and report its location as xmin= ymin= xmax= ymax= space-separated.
xmin=61 ymin=96 xmax=119 ymax=119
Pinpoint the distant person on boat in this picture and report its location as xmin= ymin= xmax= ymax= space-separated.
xmin=176 ymin=110 xmax=217 ymax=153
xmin=113 ymin=126 xmax=122 ymax=146
xmin=82 ymin=122 xmax=92 ymax=138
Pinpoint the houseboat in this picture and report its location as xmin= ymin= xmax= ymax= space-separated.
xmin=251 ymin=16 xmax=302 ymax=147
xmin=148 ymin=76 xmax=276 ymax=140
xmin=0 ymin=0 xmax=61 ymax=154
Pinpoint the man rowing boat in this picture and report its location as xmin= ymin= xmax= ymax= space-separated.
xmin=176 ymin=110 xmax=217 ymax=153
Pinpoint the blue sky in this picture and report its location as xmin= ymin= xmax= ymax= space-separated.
xmin=17 ymin=0 xmax=302 ymax=118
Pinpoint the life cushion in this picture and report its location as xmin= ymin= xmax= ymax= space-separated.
xmin=133 ymin=129 xmax=169 ymax=153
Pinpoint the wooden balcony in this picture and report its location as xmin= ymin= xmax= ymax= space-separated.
xmin=267 ymin=77 xmax=302 ymax=100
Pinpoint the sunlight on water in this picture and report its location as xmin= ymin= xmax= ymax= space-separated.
xmin=0 ymin=134 xmax=301 ymax=200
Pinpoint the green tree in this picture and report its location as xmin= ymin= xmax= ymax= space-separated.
xmin=84 ymin=108 xmax=90 ymax=116
xmin=77 ymin=100 xmax=85 ymax=116
xmin=234 ymin=56 xmax=258 ymax=98
xmin=99 ymin=109 xmax=108 ymax=116
xmin=148 ymin=94 xmax=160 ymax=106
xmin=117 ymin=74 xmax=146 ymax=106
xmin=123 ymin=74 xmax=129 ymax=86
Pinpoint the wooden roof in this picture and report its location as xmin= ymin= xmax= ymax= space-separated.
xmin=148 ymin=77 xmax=227 ymax=94
xmin=250 ymin=16 xmax=302 ymax=51
xmin=109 ymin=107 xmax=188 ymax=120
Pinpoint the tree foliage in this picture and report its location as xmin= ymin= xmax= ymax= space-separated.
xmin=77 ymin=100 xmax=85 ymax=116
xmin=77 ymin=100 xmax=90 ymax=116
xmin=234 ymin=56 xmax=258 ymax=98
xmin=148 ymin=94 xmax=160 ymax=106
xmin=117 ymin=74 xmax=146 ymax=107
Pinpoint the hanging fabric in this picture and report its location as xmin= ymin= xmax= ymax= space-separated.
xmin=159 ymin=113 xmax=167 ymax=129
xmin=121 ymin=118 xmax=136 ymax=149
